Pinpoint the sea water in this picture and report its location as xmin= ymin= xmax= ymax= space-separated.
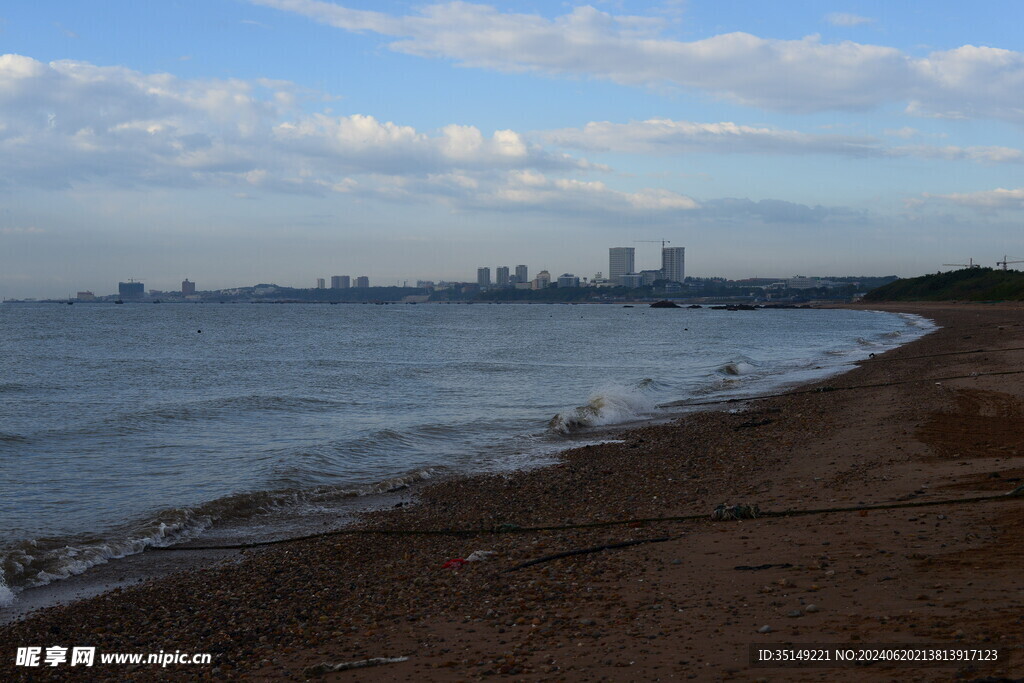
xmin=0 ymin=302 xmax=933 ymax=604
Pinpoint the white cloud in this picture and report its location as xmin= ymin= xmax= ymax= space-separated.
xmin=2 ymin=54 xmax=715 ymax=219
xmin=825 ymin=13 xmax=874 ymax=27
xmin=543 ymin=118 xmax=1024 ymax=164
xmin=892 ymin=145 xmax=1024 ymax=164
xmin=251 ymin=1 xmax=1024 ymax=121
xmin=440 ymin=169 xmax=699 ymax=214
xmin=922 ymin=187 xmax=1024 ymax=210
xmin=543 ymin=118 xmax=880 ymax=156
xmin=0 ymin=54 xmax=590 ymax=190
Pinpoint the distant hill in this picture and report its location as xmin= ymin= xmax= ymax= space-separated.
xmin=863 ymin=268 xmax=1024 ymax=301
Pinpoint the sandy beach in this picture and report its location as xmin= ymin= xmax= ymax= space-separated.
xmin=2 ymin=302 xmax=1023 ymax=681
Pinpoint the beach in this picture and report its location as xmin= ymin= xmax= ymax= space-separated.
xmin=2 ymin=301 xmax=1022 ymax=681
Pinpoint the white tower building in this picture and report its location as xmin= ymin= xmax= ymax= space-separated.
xmin=662 ymin=247 xmax=686 ymax=283
xmin=609 ymin=247 xmax=635 ymax=284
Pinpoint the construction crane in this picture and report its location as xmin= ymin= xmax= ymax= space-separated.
xmin=634 ymin=239 xmax=671 ymax=249
xmin=941 ymin=258 xmax=981 ymax=269
xmin=996 ymin=255 xmax=1024 ymax=271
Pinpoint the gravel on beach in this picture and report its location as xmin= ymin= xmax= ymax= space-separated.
xmin=2 ymin=302 xmax=1023 ymax=681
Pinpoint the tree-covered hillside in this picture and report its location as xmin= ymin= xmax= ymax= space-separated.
xmin=863 ymin=268 xmax=1024 ymax=301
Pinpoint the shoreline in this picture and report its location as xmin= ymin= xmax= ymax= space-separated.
xmin=0 ymin=307 xmax=924 ymax=620
xmin=3 ymin=302 xmax=1023 ymax=680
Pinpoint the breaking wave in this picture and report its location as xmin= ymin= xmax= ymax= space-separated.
xmin=548 ymin=381 xmax=657 ymax=434
xmin=717 ymin=358 xmax=760 ymax=377
xmin=0 ymin=574 xmax=14 ymax=608
xmin=0 ymin=467 xmax=441 ymax=597
xmin=897 ymin=313 xmax=934 ymax=329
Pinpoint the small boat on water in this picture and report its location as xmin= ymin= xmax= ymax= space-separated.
xmin=114 ymin=299 xmax=124 ymax=304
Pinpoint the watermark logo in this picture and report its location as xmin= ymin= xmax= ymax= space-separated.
xmin=15 ymin=646 xmax=209 ymax=667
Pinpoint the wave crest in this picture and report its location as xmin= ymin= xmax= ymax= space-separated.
xmin=0 ymin=467 xmax=442 ymax=598
xmin=548 ymin=383 xmax=655 ymax=434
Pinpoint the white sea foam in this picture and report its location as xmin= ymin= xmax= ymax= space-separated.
xmin=0 ymin=572 xmax=15 ymax=607
xmin=897 ymin=313 xmax=935 ymax=329
xmin=718 ymin=360 xmax=759 ymax=376
xmin=2 ymin=513 xmax=214 ymax=591
xmin=548 ymin=383 xmax=656 ymax=434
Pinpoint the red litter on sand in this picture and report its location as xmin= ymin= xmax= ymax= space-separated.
xmin=442 ymin=558 xmax=468 ymax=570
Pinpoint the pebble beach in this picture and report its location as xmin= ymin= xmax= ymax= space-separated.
xmin=2 ymin=302 xmax=1023 ymax=681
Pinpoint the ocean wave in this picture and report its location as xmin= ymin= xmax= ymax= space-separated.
xmin=0 ymin=467 xmax=443 ymax=598
xmin=717 ymin=359 xmax=760 ymax=377
xmin=0 ymin=573 xmax=14 ymax=608
xmin=1 ymin=510 xmax=212 ymax=594
xmin=897 ymin=313 xmax=935 ymax=329
xmin=548 ymin=382 xmax=656 ymax=434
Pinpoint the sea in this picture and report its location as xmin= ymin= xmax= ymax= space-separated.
xmin=0 ymin=302 xmax=934 ymax=609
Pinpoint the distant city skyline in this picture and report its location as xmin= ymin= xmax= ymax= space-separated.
xmin=3 ymin=1 xmax=1024 ymax=298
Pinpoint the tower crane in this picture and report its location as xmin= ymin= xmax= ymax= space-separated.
xmin=941 ymin=258 xmax=981 ymax=269
xmin=996 ymin=255 xmax=1024 ymax=270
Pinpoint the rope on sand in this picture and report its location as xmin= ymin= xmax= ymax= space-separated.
xmin=658 ymin=369 xmax=1024 ymax=409
xmin=154 ymin=484 xmax=1024 ymax=551
xmin=859 ymin=345 xmax=1024 ymax=363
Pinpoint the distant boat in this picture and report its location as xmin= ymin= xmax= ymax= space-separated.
xmin=114 ymin=299 xmax=124 ymax=304
xmin=66 ymin=300 xmax=74 ymax=305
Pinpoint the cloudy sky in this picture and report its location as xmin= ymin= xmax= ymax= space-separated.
xmin=3 ymin=1 xmax=1024 ymax=297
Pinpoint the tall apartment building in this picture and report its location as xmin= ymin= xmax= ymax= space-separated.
xmin=355 ymin=276 xmax=369 ymax=288
xmin=533 ymin=270 xmax=551 ymax=289
xmin=662 ymin=247 xmax=686 ymax=283
xmin=609 ymin=247 xmax=635 ymax=284
xmin=477 ymin=267 xmax=491 ymax=287
xmin=316 ymin=278 xmax=326 ymax=289
xmin=331 ymin=275 xmax=350 ymax=289
xmin=118 ymin=281 xmax=145 ymax=299
xmin=496 ymin=266 xmax=510 ymax=287
xmin=515 ymin=265 xmax=528 ymax=284
xmin=181 ymin=279 xmax=196 ymax=295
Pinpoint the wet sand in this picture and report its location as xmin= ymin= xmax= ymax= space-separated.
xmin=2 ymin=302 xmax=1023 ymax=681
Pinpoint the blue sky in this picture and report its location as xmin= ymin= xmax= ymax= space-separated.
xmin=2 ymin=1 xmax=1024 ymax=297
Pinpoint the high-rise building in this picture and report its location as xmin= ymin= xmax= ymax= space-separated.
xmin=662 ymin=247 xmax=686 ymax=283
xmin=331 ymin=275 xmax=350 ymax=289
xmin=496 ymin=266 xmax=510 ymax=287
xmin=557 ymin=273 xmax=580 ymax=288
xmin=119 ymin=281 xmax=145 ymax=299
xmin=477 ymin=267 xmax=491 ymax=287
xmin=533 ymin=270 xmax=551 ymax=290
xmin=355 ymin=276 xmax=369 ymax=288
xmin=609 ymin=247 xmax=635 ymax=284
xmin=515 ymin=265 xmax=528 ymax=284
xmin=181 ymin=279 xmax=196 ymax=295
xmin=316 ymin=278 xmax=326 ymax=289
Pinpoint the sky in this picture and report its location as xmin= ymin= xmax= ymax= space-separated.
xmin=2 ymin=1 xmax=1024 ymax=297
